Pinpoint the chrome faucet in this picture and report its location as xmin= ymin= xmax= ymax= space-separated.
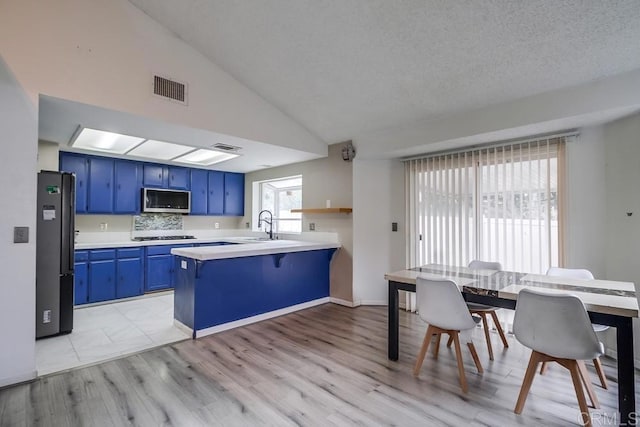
xmin=257 ymin=209 xmax=274 ymax=240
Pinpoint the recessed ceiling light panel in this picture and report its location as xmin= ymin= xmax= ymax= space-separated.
xmin=71 ymin=128 xmax=144 ymax=154
xmin=174 ymin=149 xmax=239 ymax=166
xmin=127 ymin=139 xmax=194 ymax=160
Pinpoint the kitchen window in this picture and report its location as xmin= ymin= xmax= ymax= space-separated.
xmin=405 ymin=136 xmax=567 ymax=274
xmin=257 ymin=176 xmax=302 ymax=234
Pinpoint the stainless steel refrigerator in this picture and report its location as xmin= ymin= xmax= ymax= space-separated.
xmin=36 ymin=171 xmax=75 ymax=338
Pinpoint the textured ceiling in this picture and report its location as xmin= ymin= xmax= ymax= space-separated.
xmin=128 ymin=0 xmax=640 ymax=144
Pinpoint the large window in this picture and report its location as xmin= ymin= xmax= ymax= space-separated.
xmin=257 ymin=176 xmax=302 ymax=234
xmin=406 ymin=137 xmax=565 ymax=274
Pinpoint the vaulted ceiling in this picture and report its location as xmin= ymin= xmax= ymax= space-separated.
xmin=128 ymin=0 xmax=640 ymax=147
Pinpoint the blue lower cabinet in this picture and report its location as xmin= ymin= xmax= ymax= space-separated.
xmin=76 ymin=248 xmax=144 ymax=304
xmin=145 ymin=244 xmax=192 ymax=292
xmin=174 ymin=249 xmax=335 ymax=331
xmin=116 ymin=248 xmax=143 ymax=298
xmin=74 ymin=251 xmax=89 ymax=305
xmin=89 ymin=258 xmax=116 ymax=302
xmin=145 ymin=254 xmax=173 ymax=292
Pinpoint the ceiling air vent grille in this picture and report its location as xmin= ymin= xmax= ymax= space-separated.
xmin=212 ymin=143 xmax=241 ymax=152
xmin=153 ymin=75 xmax=187 ymax=104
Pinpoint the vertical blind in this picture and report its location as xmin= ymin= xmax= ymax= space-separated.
xmin=406 ymin=137 xmax=566 ymax=274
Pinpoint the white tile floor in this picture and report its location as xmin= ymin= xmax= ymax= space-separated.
xmin=36 ymin=293 xmax=190 ymax=376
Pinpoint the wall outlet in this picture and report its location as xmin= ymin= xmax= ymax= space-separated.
xmin=13 ymin=226 xmax=29 ymax=243
xmin=43 ymin=310 xmax=51 ymax=324
xmin=99 ymin=222 xmax=108 ymax=231
xmin=245 ymin=222 xmax=250 ymax=228
xmin=392 ymin=222 xmax=398 ymax=232
xmin=309 ymin=222 xmax=316 ymax=231
xmin=214 ymin=222 xmax=220 ymax=229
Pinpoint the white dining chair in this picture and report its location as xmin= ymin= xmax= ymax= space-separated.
xmin=446 ymin=260 xmax=509 ymax=361
xmin=543 ymin=267 xmax=608 ymax=389
xmin=513 ymin=288 xmax=604 ymax=426
xmin=413 ymin=277 xmax=483 ymax=393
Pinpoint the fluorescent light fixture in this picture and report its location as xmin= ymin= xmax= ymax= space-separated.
xmin=71 ymin=128 xmax=144 ymax=154
xmin=174 ymin=149 xmax=239 ymax=166
xmin=127 ymin=139 xmax=194 ymax=160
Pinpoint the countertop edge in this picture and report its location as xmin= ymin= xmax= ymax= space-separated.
xmin=172 ymin=242 xmax=340 ymax=260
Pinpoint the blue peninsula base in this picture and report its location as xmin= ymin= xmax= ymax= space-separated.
xmin=173 ymin=248 xmax=337 ymax=337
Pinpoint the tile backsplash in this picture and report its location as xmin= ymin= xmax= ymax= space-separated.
xmin=133 ymin=213 xmax=183 ymax=231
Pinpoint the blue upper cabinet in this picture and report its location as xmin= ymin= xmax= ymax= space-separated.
xmin=143 ymin=163 xmax=167 ymax=188
xmin=190 ymin=169 xmax=208 ymax=215
xmin=59 ymin=152 xmax=243 ymax=216
xmin=143 ymin=164 xmax=189 ymax=189
xmin=87 ymin=157 xmax=114 ymax=213
xmin=224 ymin=172 xmax=245 ymax=216
xmin=208 ymin=171 xmax=225 ymax=215
xmin=114 ymin=160 xmax=140 ymax=214
xmin=168 ymin=166 xmax=190 ymax=190
xmin=59 ymin=153 xmax=88 ymax=213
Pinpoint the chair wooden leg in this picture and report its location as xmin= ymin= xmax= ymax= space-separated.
xmin=567 ymin=361 xmax=592 ymax=427
xmin=539 ymin=361 xmax=549 ymax=375
xmin=479 ymin=312 xmax=494 ymax=361
xmin=592 ymin=357 xmax=608 ymax=390
xmin=433 ymin=333 xmax=442 ymax=360
xmin=414 ymin=325 xmax=434 ymax=376
xmin=467 ymin=342 xmax=484 ymax=373
xmin=489 ymin=310 xmax=509 ymax=348
xmin=576 ymin=360 xmax=600 ymax=409
xmin=514 ymin=351 xmax=541 ymax=414
xmin=446 ymin=334 xmax=453 ymax=348
xmin=451 ymin=332 xmax=468 ymax=393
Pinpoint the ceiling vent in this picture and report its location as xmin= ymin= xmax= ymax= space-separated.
xmin=153 ymin=75 xmax=187 ymax=105
xmin=212 ymin=143 xmax=242 ymax=152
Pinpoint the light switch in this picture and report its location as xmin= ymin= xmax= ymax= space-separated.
xmin=309 ymin=223 xmax=316 ymax=231
xmin=14 ymin=226 xmax=29 ymax=243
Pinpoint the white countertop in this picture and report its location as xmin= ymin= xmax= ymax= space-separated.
xmin=75 ymin=236 xmax=238 ymax=250
xmin=171 ymin=239 xmax=340 ymax=260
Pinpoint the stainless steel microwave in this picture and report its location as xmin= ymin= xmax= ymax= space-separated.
xmin=142 ymin=188 xmax=191 ymax=214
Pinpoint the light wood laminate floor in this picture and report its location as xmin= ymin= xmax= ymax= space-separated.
xmin=1 ymin=304 xmax=636 ymax=426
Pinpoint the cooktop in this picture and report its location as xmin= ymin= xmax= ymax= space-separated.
xmin=132 ymin=235 xmax=196 ymax=241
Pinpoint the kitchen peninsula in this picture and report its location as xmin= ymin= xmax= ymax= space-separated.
xmin=171 ymin=240 xmax=339 ymax=338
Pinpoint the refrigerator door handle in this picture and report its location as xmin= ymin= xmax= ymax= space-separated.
xmin=61 ymin=173 xmax=75 ymax=274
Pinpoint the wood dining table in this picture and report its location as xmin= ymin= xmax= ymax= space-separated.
xmin=385 ymin=264 xmax=639 ymax=427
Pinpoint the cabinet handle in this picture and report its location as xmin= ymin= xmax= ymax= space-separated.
xmin=158 ymin=173 xmax=162 ymax=179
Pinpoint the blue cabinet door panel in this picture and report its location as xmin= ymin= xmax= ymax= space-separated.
xmin=168 ymin=167 xmax=189 ymax=190
xmin=89 ymin=259 xmax=116 ymax=302
xmin=224 ymin=172 xmax=244 ymax=216
xmin=87 ymin=157 xmax=114 ymax=213
xmin=190 ymin=169 xmax=208 ymax=215
xmin=143 ymin=164 xmax=167 ymax=188
xmin=60 ymin=154 xmax=88 ymax=213
xmin=117 ymin=257 xmax=143 ymax=298
xmin=74 ymin=261 xmax=88 ymax=305
xmin=146 ymin=255 xmax=173 ymax=291
xmin=114 ymin=160 xmax=139 ymax=213
xmin=208 ymin=171 xmax=224 ymax=215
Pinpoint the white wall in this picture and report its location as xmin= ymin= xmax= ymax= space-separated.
xmin=0 ymin=0 xmax=325 ymax=155
xmin=356 ymin=69 xmax=640 ymax=159
xmin=601 ymin=113 xmax=640 ymax=364
xmin=0 ymin=57 xmax=38 ymax=387
xmin=352 ymin=159 xmax=405 ymax=304
xmin=564 ymin=127 xmax=607 ymax=276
